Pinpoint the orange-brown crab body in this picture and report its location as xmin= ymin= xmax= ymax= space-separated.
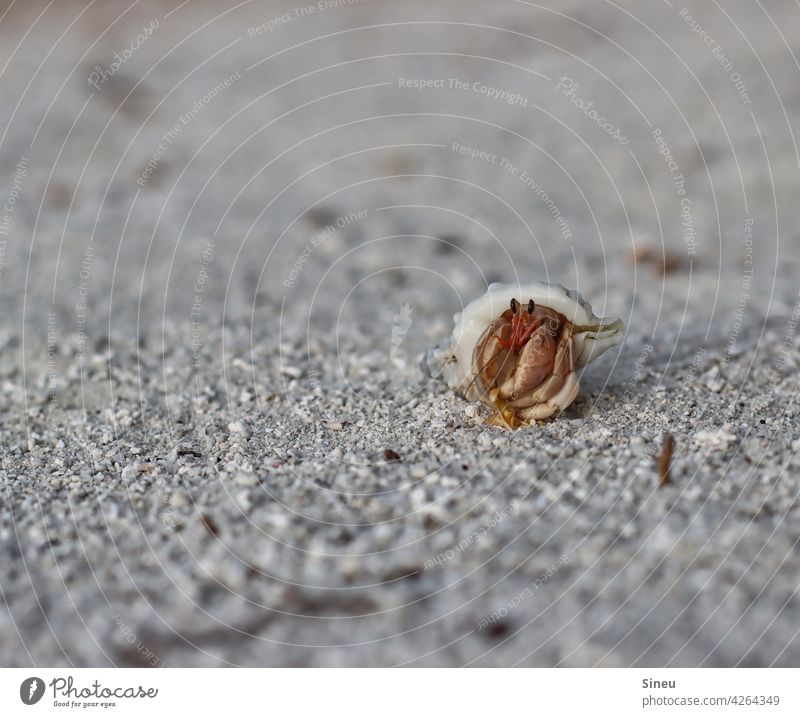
xmin=423 ymin=282 xmax=624 ymax=428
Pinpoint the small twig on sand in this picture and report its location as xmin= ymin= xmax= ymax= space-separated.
xmin=657 ymin=434 xmax=674 ymax=487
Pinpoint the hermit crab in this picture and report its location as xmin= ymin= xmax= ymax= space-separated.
xmin=422 ymin=282 xmax=624 ymax=428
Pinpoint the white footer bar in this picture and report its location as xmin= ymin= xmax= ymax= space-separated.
xmin=1 ymin=668 xmax=795 ymax=716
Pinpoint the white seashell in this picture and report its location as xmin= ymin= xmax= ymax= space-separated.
xmin=422 ymin=282 xmax=625 ymax=428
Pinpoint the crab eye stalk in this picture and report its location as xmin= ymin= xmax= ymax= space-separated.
xmin=527 ymin=299 xmax=535 ymax=315
xmin=510 ymin=298 xmax=518 ymax=314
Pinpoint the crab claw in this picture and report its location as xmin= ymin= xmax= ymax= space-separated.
xmin=504 ymin=325 xmax=555 ymax=402
xmin=517 ymin=329 xmax=578 ymax=421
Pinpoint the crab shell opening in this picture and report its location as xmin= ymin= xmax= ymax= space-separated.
xmin=431 ymin=282 xmax=625 ymax=407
